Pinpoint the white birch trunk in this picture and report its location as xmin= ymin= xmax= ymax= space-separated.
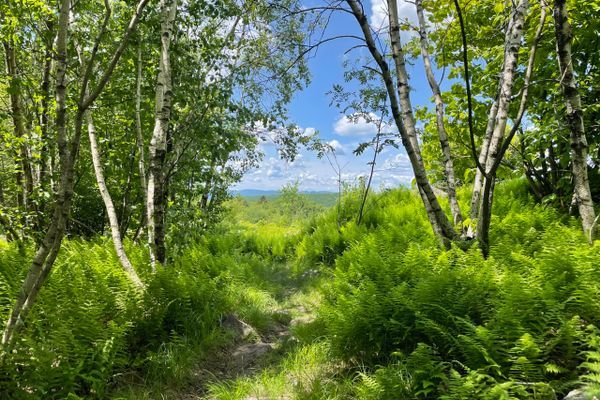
xmin=147 ymin=0 xmax=178 ymax=267
xmin=2 ymin=0 xmax=72 ymax=345
xmin=346 ymin=0 xmax=457 ymax=246
xmin=553 ymin=0 xmax=596 ymax=240
xmin=470 ymin=96 xmax=498 ymax=220
xmin=415 ymin=0 xmax=463 ymax=227
xmin=476 ymin=0 xmax=530 ymax=255
xmin=2 ymin=0 xmax=150 ymax=346
xmin=86 ymin=111 xmax=144 ymax=288
xmin=387 ymin=0 xmax=457 ymax=243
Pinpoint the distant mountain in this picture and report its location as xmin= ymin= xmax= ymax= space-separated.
xmin=232 ymin=189 xmax=335 ymax=197
xmin=231 ymin=189 xmax=279 ymax=197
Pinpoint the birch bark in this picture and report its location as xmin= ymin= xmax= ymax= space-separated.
xmin=2 ymin=0 xmax=150 ymax=346
xmin=415 ymin=0 xmax=463 ymax=227
xmin=477 ymin=0 xmax=541 ymax=256
xmin=1 ymin=0 xmax=72 ymax=345
xmin=86 ymin=109 xmax=144 ymax=288
xmin=147 ymin=0 xmax=178 ymax=267
xmin=387 ymin=0 xmax=457 ymax=242
xmin=346 ymin=0 xmax=457 ymax=246
xmin=553 ymin=0 xmax=596 ymax=240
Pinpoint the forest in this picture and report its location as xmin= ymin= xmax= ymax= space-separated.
xmin=1 ymin=0 xmax=600 ymax=398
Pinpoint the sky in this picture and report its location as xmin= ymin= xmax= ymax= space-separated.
xmin=236 ymin=0 xmax=439 ymax=192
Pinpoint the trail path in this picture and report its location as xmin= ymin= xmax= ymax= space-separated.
xmin=180 ymin=269 xmax=321 ymax=400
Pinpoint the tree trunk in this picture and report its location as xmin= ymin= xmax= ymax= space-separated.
xmin=147 ymin=0 xmax=178 ymax=267
xmin=3 ymin=41 xmax=35 ymax=214
xmin=200 ymin=157 xmax=217 ymax=212
xmin=86 ymin=110 xmax=144 ymax=288
xmin=470 ymin=96 xmax=498 ymax=221
xmin=207 ymin=160 xmax=227 ymax=212
xmin=135 ymin=42 xmax=148 ymax=235
xmin=38 ymin=22 xmax=55 ymax=230
xmin=415 ymin=0 xmax=463 ymax=227
xmin=2 ymin=0 xmax=73 ymax=345
xmin=481 ymin=0 xmax=528 ymax=178
xmin=387 ymin=0 xmax=457 ymax=244
xmin=346 ymin=0 xmax=457 ymax=246
xmin=553 ymin=0 xmax=597 ymax=241
xmin=476 ymin=0 xmax=529 ymax=256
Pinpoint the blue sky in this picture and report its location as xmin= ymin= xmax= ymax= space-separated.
xmin=237 ymin=0 xmax=440 ymax=192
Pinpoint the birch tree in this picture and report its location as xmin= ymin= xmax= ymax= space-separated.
xmin=553 ymin=0 xmax=597 ymax=240
xmin=346 ymin=0 xmax=458 ymax=247
xmin=147 ymin=0 xmax=178 ymax=267
xmin=415 ymin=0 xmax=463 ymax=227
xmin=86 ymin=108 xmax=144 ymax=287
xmin=470 ymin=0 xmax=529 ymax=254
xmin=451 ymin=0 xmax=548 ymax=254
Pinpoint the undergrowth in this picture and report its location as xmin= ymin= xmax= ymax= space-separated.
xmin=307 ymin=180 xmax=600 ymax=399
xmin=2 ymin=180 xmax=600 ymax=399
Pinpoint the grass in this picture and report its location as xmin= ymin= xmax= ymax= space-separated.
xmin=240 ymin=192 xmax=339 ymax=208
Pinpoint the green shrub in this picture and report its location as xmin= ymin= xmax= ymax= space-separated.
xmin=314 ymin=180 xmax=600 ymax=398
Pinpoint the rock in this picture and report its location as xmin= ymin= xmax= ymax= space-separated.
xmin=564 ymin=389 xmax=598 ymax=400
xmin=221 ymin=314 xmax=257 ymax=339
xmin=232 ymin=342 xmax=275 ymax=368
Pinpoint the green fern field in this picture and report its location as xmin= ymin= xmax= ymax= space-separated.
xmin=0 ymin=181 xmax=599 ymax=399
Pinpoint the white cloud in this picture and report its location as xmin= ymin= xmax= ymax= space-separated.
xmin=371 ymin=0 xmax=389 ymax=30
xmin=333 ymin=113 xmax=380 ymax=137
xmin=370 ymin=0 xmax=419 ymax=39
xmin=381 ymin=153 xmax=411 ymax=172
xmin=303 ymin=127 xmax=317 ymax=136
xmin=333 ymin=112 xmax=398 ymax=138
xmin=326 ymin=140 xmax=346 ymax=155
xmin=380 ymin=173 xmax=413 ymax=188
xmin=236 ymin=123 xmax=415 ymax=192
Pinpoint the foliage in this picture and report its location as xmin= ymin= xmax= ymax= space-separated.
xmin=0 ymin=225 xmax=306 ymax=398
xmin=1 ymin=179 xmax=600 ymax=399
xmin=308 ymin=180 xmax=600 ymax=398
xmin=3 ymin=0 xmax=600 ymax=398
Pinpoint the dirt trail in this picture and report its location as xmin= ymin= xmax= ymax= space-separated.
xmin=180 ymin=287 xmax=317 ymax=399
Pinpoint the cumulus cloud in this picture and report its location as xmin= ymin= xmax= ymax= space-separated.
xmin=333 ymin=113 xmax=398 ymax=138
xmin=333 ymin=113 xmax=380 ymax=137
xmin=370 ymin=0 xmax=419 ymax=39
xmin=326 ymin=140 xmax=346 ymax=155
xmin=381 ymin=153 xmax=411 ymax=173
